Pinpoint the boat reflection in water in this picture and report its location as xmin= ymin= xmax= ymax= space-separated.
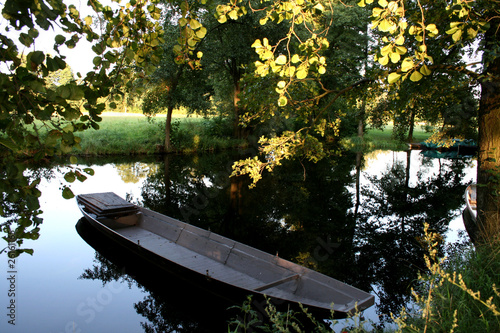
xmin=76 ymin=217 xmax=238 ymax=333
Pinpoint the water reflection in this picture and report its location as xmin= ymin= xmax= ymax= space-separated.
xmin=76 ymin=217 xmax=236 ymax=332
xmin=83 ymin=149 xmax=473 ymax=328
xmin=0 ymin=150 xmax=476 ymax=331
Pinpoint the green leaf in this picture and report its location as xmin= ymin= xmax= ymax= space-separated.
xmin=178 ymin=17 xmax=188 ymax=26
xmin=62 ymin=187 xmax=75 ymax=199
xmin=30 ymin=51 xmax=45 ymax=65
xmin=70 ymin=156 xmax=78 ymax=164
xmin=64 ymin=172 xmax=76 ymax=183
xmin=83 ymin=168 xmax=95 ymax=176
xmin=55 ymin=35 xmax=66 ymax=45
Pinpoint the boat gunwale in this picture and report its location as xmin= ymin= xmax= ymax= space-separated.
xmin=76 ymin=194 xmax=375 ymax=315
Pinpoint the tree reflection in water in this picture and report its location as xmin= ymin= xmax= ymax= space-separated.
xmin=77 ymin=218 xmax=236 ymax=333
xmin=77 ymin=149 xmax=474 ymax=329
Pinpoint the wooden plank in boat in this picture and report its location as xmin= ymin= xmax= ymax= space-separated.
xmin=79 ymin=192 xmax=137 ymax=216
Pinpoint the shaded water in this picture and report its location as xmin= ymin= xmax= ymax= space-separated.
xmin=0 ymin=149 xmax=476 ymax=332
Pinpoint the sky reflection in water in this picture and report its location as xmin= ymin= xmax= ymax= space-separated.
xmin=0 ymin=150 xmax=476 ymax=332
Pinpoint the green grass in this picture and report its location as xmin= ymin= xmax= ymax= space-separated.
xmin=72 ymin=115 xmax=434 ymax=156
xmin=73 ymin=115 xmax=244 ymax=155
xmin=75 ymin=116 xmax=165 ymax=155
xmin=340 ymin=124 xmax=433 ymax=151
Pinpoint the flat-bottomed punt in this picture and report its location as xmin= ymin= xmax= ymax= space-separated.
xmin=76 ymin=192 xmax=374 ymax=317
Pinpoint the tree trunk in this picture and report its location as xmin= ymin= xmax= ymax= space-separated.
xmin=164 ymin=105 xmax=174 ymax=152
xmin=233 ymin=79 xmax=242 ymax=139
xmin=407 ymin=109 xmax=415 ymax=143
xmin=476 ymin=19 xmax=500 ymax=242
xmin=163 ymin=66 xmax=184 ymax=153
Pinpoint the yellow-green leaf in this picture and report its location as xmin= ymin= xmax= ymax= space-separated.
xmin=378 ymin=55 xmax=389 ymax=66
xmin=251 ymin=39 xmax=262 ymax=48
xmin=228 ymin=10 xmax=238 ymax=20
xmin=196 ymin=27 xmax=207 ymax=38
xmin=379 ymin=19 xmax=394 ymax=32
xmin=218 ymin=15 xmax=227 ymax=23
xmin=275 ymin=55 xmax=287 ymax=65
xmin=410 ymin=70 xmax=423 ymax=82
xmin=372 ymin=7 xmax=384 ymax=17
xmin=278 ymin=96 xmax=287 ymax=106
xmin=381 ymin=44 xmax=392 ymax=56
xmin=395 ymin=35 xmax=405 ymax=45
xmin=452 ymin=29 xmax=462 ymax=42
xmin=395 ymin=46 xmax=407 ymax=55
xmin=420 ymin=64 xmax=431 ymax=76
xmin=401 ymin=58 xmax=414 ymax=72
xmin=291 ymin=54 xmax=300 ymax=63
xmin=190 ymin=19 xmax=202 ymax=30
xmin=388 ymin=72 xmax=401 ymax=84
xmin=296 ymin=67 xmax=307 ymax=79
xmin=390 ymin=52 xmax=400 ymax=63
xmin=425 ymin=24 xmax=438 ymax=34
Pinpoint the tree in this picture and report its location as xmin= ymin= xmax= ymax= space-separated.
xmin=218 ymin=0 xmax=499 ymax=241
xmin=0 ymin=0 xmax=164 ymax=255
xmin=357 ymin=0 xmax=499 ymax=241
xmin=142 ymin=0 xmax=212 ymax=152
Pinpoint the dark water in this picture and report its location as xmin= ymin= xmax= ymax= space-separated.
xmin=0 ymin=149 xmax=476 ymax=332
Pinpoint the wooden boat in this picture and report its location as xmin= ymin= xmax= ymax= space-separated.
xmin=465 ymin=184 xmax=477 ymax=223
xmin=76 ymin=192 xmax=374 ymax=318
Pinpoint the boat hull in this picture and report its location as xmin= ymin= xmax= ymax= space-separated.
xmin=76 ymin=193 xmax=374 ymax=318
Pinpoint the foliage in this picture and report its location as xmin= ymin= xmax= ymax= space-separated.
xmin=394 ymin=226 xmax=500 ymax=333
xmin=0 ymin=0 xmax=164 ymax=255
xmin=228 ymin=225 xmax=500 ymax=333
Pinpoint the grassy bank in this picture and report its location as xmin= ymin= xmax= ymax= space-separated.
xmin=73 ymin=114 xmax=245 ymax=155
xmin=71 ymin=115 xmax=432 ymax=156
xmin=340 ymin=124 xmax=432 ymax=151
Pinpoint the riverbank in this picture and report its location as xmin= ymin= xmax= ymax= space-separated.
xmin=73 ymin=114 xmax=432 ymax=156
xmin=74 ymin=115 xmax=246 ymax=155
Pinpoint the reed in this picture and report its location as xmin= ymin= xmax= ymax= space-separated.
xmin=228 ymin=225 xmax=500 ymax=333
